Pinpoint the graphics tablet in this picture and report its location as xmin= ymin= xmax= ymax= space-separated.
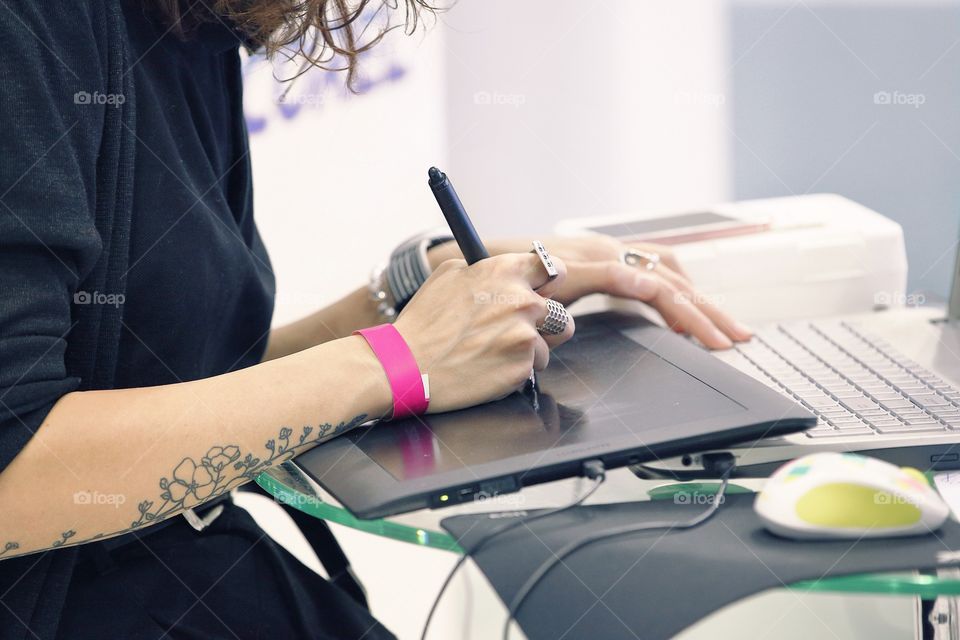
xmin=295 ymin=311 xmax=815 ymax=518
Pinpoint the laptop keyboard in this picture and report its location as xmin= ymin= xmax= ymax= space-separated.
xmin=732 ymin=321 xmax=960 ymax=439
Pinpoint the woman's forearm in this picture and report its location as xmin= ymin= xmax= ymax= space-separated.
xmin=0 ymin=335 xmax=390 ymax=561
xmin=264 ymin=286 xmax=382 ymax=360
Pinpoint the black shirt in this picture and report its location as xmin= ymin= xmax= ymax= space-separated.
xmin=0 ymin=2 xmax=273 ymax=636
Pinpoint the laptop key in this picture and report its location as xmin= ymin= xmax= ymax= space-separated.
xmin=911 ymin=395 xmax=952 ymax=411
xmin=839 ymin=396 xmax=881 ymax=413
xmin=829 ymin=417 xmax=866 ymax=427
xmin=867 ymin=419 xmax=905 ymax=429
xmin=874 ymin=423 xmax=945 ymax=434
xmin=804 ymin=398 xmax=841 ymax=410
xmin=902 ymin=419 xmax=943 ymax=428
xmin=879 ymin=399 xmax=915 ymax=410
xmin=871 ymin=393 xmax=903 ymax=402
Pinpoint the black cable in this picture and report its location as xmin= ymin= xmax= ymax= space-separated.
xmin=419 ymin=460 xmax=607 ymax=640
xmin=501 ymin=461 xmax=737 ymax=640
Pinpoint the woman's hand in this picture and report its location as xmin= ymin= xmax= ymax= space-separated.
xmin=430 ymin=235 xmax=751 ymax=350
xmin=394 ymin=253 xmax=574 ymax=413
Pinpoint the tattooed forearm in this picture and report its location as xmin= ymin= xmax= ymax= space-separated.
xmin=0 ymin=414 xmax=368 ymax=561
xmin=128 ymin=415 xmax=366 ymax=529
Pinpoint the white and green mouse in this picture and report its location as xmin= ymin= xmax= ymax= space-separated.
xmin=755 ymin=452 xmax=950 ymax=540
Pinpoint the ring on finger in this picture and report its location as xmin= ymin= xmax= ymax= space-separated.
xmin=623 ymin=248 xmax=660 ymax=271
xmin=537 ymin=298 xmax=569 ymax=336
xmin=530 ymin=240 xmax=559 ymax=288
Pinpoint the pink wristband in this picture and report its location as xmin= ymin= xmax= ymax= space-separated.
xmin=354 ymin=324 xmax=430 ymax=419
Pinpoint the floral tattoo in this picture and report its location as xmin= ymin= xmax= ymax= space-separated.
xmin=0 ymin=415 xmax=368 ymax=560
xmin=129 ymin=416 xmax=367 ymax=529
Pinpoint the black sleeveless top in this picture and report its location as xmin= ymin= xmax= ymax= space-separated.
xmin=0 ymin=2 xmax=274 ymax=635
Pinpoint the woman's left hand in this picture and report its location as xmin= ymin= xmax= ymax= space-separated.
xmin=431 ymin=235 xmax=752 ymax=350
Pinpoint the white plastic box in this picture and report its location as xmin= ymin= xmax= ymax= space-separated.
xmin=556 ymin=194 xmax=908 ymax=325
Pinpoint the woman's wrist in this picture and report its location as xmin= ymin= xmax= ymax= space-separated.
xmin=297 ymin=335 xmax=394 ymax=421
xmin=339 ymin=335 xmax=395 ymax=420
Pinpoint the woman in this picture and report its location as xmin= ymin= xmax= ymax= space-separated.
xmin=0 ymin=2 xmax=750 ymax=638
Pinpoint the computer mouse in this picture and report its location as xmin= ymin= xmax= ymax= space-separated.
xmin=754 ymin=452 xmax=950 ymax=540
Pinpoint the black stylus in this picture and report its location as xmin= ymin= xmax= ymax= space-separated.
xmin=428 ymin=167 xmax=490 ymax=265
xmin=428 ymin=166 xmax=537 ymax=391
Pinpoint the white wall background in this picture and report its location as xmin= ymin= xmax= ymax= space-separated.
xmin=442 ymin=0 xmax=732 ymax=237
xmin=246 ymin=21 xmax=448 ymax=326
xmin=251 ymin=0 xmax=736 ymax=326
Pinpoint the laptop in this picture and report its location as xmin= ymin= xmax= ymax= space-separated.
xmin=645 ymin=246 xmax=960 ymax=478
xmin=294 ymin=311 xmax=815 ymax=519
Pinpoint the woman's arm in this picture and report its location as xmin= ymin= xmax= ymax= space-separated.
xmin=0 ymin=252 xmax=572 ymax=561
xmin=266 ymin=232 xmax=752 ymax=363
xmin=263 ymin=286 xmax=381 ymax=360
xmin=0 ymin=335 xmax=390 ymax=560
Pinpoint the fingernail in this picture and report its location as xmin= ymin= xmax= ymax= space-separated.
xmin=733 ymin=321 xmax=754 ymax=337
xmin=712 ymin=327 xmax=734 ymax=349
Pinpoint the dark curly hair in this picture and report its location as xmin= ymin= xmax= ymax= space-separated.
xmin=151 ymin=0 xmax=438 ymax=87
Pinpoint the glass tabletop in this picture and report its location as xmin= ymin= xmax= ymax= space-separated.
xmin=255 ymin=461 xmax=960 ymax=597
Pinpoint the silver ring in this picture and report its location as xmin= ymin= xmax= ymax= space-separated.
xmin=623 ymin=248 xmax=660 ymax=271
xmin=537 ymin=299 xmax=569 ymax=336
xmin=530 ymin=240 xmax=559 ymax=286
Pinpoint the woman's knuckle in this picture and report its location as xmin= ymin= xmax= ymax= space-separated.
xmin=515 ymin=324 xmax=539 ymax=347
xmin=435 ymin=259 xmax=463 ymax=277
xmin=517 ymin=290 xmax=542 ymax=311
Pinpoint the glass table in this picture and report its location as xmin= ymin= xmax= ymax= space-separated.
xmin=256 ymin=462 xmax=960 ymax=637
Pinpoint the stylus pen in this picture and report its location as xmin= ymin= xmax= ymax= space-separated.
xmin=428 ymin=166 xmax=537 ymax=392
xmin=428 ymin=167 xmax=490 ymax=264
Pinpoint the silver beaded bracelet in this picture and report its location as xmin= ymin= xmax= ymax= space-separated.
xmin=369 ymin=229 xmax=453 ymax=321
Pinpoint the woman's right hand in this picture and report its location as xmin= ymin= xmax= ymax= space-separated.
xmin=394 ymin=253 xmax=575 ymax=413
